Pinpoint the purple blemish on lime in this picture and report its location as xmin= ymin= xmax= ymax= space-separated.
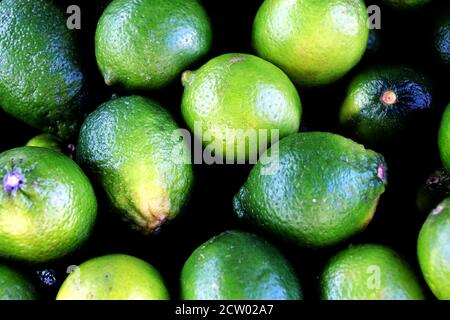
xmin=432 ymin=205 xmax=444 ymax=216
xmin=3 ymin=170 xmax=25 ymax=193
xmin=377 ymin=164 xmax=386 ymax=181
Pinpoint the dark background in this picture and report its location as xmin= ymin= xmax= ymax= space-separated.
xmin=0 ymin=0 xmax=449 ymax=300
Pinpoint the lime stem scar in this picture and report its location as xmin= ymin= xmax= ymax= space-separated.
xmin=381 ymin=90 xmax=397 ymax=105
xmin=3 ymin=170 xmax=25 ymax=193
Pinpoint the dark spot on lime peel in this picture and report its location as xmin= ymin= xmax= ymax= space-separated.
xmin=3 ymin=170 xmax=25 ymax=194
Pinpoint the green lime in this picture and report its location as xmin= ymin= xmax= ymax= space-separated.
xmin=180 ymin=230 xmax=302 ymax=300
xmin=252 ymin=0 xmax=369 ymax=87
xmin=0 ymin=263 xmax=37 ymax=300
xmin=181 ymin=53 xmax=301 ymax=162
xmin=383 ymin=0 xmax=432 ymax=9
xmin=233 ymin=132 xmax=387 ymax=248
xmin=339 ymin=66 xmax=433 ymax=145
xmin=417 ymin=198 xmax=450 ymax=299
xmin=438 ymin=103 xmax=450 ymax=171
xmin=56 ymin=254 xmax=169 ymax=300
xmin=0 ymin=147 xmax=97 ymax=263
xmin=77 ymin=96 xmax=193 ymax=234
xmin=320 ymin=244 xmax=426 ymax=300
xmin=0 ymin=0 xmax=89 ymax=140
xmin=95 ymin=0 xmax=212 ymax=90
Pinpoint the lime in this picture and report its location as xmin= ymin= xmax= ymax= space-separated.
xmin=417 ymin=198 xmax=450 ymax=299
xmin=252 ymin=0 xmax=369 ymax=87
xmin=0 ymin=147 xmax=97 ymax=263
xmin=77 ymin=96 xmax=193 ymax=234
xmin=438 ymin=103 xmax=450 ymax=171
xmin=434 ymin=6 xmax=450 ymax=70
xmin=0 ymin=263 xmax=37 ymax=300
xmin=95 ymin=0 xmax=212 ymax=90
xmin=56 ymin=254 xmax=169 ymax=300
xmin=180 ymin=230 xmax=302 ymax=300
xmin=26 ymin=134 xmax=65 ymax=154
xmin=0 ymin=0 xmax=89 ymax=140
xmin=321 ymin=244 xmax=425 ymax=300
xmin=181 ymin=53 xmax=301 ymax=162
xmin=233 ymin=132 xmax=387 ymax=248
xmin=339 ymin=66 xmax=433 ymax=145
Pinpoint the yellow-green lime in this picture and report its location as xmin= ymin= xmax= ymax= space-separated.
xmin=252 ymin=0 xmax=369 ymax=87
xmin=0 ymin=147 xmax=97 ymax=263
xmin=321 ymin=244 xmax=426 ymax=300
xmin=181 ymin=53 xmax=301 ymax=162
xmin=417 ymin=198 xmax=450 ymax=300
xmin=77 ymin=96 xmax=193 ymax=234
xmin=56 ymin=254 xmax=169 ymax=300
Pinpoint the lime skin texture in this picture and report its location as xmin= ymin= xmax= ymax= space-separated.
xmin=77 ymin=95 xmax=194 ymax=235
xmin=181 ymin=53 xmax=301 ymax=162
xmin=56 ymin=254 xmax=170 ymax=300
xmin=180 ymin=230 xmax=303 ymax=300
xmin=252 ymin=0 xmax=369 ymax=87
xmin=95 ymin=0 xmax=212 ymax=90
xmin=0 ymin=0 xmax=89 ymax=140
xmin=417 ymin=198 xmax=450 ymax=300
xmin=0 ymin=147 xmax=97 ymax=264
xmin=320 ymin=244 xmax=426 ymax=300
xmin=233 ymin=132 xmax=387 ymax=248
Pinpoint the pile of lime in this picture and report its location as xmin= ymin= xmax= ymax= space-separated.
xmin=0 ymin=0 xmax=448 ymax=301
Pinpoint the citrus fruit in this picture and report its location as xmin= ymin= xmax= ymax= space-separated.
xmin=56 ymin=254 xmax=169 ymax=300
xmin=0 ymin=263 xmax=37 ymax=300
xmin=77 ymin=96 xmax=193 ymax=234
xmin=438 ymin=103 xmax=450 ymax=171
xmin=252 ymin=0 xmax=369 ymax=87
xmin=0 ymin=0 xmax=89 ymax=140
xmin=26 ymin=134 xmax=64 ymax=154
xmin=181 ymin=53 xmax=301 ymax=162
xmin=339 ymin=66 xmax=434 ymax=145
xmin=320 ymin=244 xmax=426 ymax=300
xmin=233 ymin=132 xmax=387 ymax=248
xmin=0 ymin=147 xmax=97 ymax=263
xmin=180 ymin=230 xmax=302 ymax=300
xmin=433 ymin=6 xmax=450 ymax=69
xmin=417 ymin=198 xmax=450 ymax=299
xmin=95 ymin=0 xmax=212 ymax=90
